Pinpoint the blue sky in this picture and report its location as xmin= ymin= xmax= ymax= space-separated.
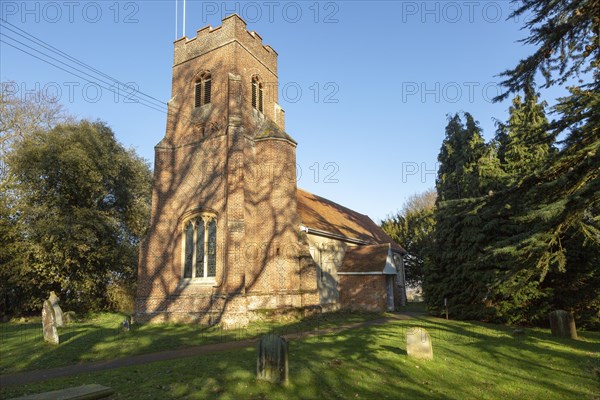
xmin=0 ymin=1 xmax=570 ymax=221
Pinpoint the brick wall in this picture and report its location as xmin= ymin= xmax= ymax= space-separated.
xmin=135 ymin=15 xmax=319 ymax=325
xmin=339 ymin=275 xmax=388 ymax=312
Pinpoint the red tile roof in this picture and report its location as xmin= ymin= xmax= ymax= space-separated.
xmin=297 ymin=188 xmax=406 ymax=253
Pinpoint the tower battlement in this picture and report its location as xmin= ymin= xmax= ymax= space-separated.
xmin=174 ymin=14 xmax=277 ymax=73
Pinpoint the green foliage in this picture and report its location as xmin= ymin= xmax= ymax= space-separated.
xmin=429 ymin=158 xmax=599 ymax=327
xmin=494 ymin=0 xmax=599 ymax=100
xmin=381 ymin=189 xmax=436 ymax=286
xmin=0 ymin=192 xmax=24 ymax=317
xmin=495 ymin=86 xmax=553 ymax=185
xmin=436 ymin=113 xmax=503 ymax=201
xmin=425 ymin=0 xmax=600 ymax=329
xmin=4 ymin=121 xmax=152 ymax=314
xmin=106 ymin=282 xmax=136 ymax=314
xmin=492 ymin=0 xmax=600 ymax=326
xmin=425 ymin=197 xmax=499 ymax=321
xmin=0 ymin=83 xmax=75 ymax=317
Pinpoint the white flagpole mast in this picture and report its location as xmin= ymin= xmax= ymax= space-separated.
xmin=175 ymin=0 xmax=178 ymax=39
xmin=183 ymin=0 xmax=186 ymax=38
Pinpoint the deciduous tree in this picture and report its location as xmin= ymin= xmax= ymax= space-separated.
xmin=6 ymin=121 xmax=152 ymax=313
xmin=382 ymin=188 xmax=436 ymax=287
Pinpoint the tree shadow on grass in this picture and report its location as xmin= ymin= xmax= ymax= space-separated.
xmin=2 ymin=318 xmax=599 ymax=399
xmin=0 ymin=310 xmax=383 ymax=375
xmin=388 ymin=317 xmax=600 ymax=397
xmin=381 ymin=344 xmax=407 ymax=356
xmin=4 ymin=312 xmax=597 ymax=398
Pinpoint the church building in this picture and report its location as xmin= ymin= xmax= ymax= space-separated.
xmin=135 ymin=15 xmax=406 ymax=325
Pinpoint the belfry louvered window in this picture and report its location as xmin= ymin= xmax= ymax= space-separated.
xmin=252 ymin=76 xmax=263 ymax=113
xmin=183 ymin=213 xmax=217 ymax=280
xmin=194 ymin=73 xmax=211 ymax=108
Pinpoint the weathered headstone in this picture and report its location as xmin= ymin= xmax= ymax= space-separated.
xmin=406 ymin=327 xmax=433 ymax=360
xmin=63 ymin=311 xmax=77 ymax=324
xmin=48 ymin=291 xmax=64 ymax=327
xmin=42 ymin=300 xmax=59 ymax=345
xmin=548 ymin=310 xmax=577 ymax=339
xmin=256 ymin=333 xmax=288 ymax=385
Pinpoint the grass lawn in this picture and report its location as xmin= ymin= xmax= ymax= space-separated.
xmin=0 ymin=311 xmax=380 ymax=374
xmin=1 ymin=314 xmax=598 ymax=399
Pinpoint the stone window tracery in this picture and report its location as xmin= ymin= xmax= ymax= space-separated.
xmin=182 ymin=213 xmax=217 ymax=280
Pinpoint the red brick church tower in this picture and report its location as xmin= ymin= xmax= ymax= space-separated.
xmin=135 ymin=15 xmax=320 ymax=325
xmin=136 ymin=15 xmax=407 ymax=325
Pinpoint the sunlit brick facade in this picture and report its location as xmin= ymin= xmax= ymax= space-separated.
xmin=135 ymin=15 xmax=406 ymax=325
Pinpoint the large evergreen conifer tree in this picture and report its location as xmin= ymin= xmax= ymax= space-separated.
xmin=426 ymin=0 xmax=599 ymax=327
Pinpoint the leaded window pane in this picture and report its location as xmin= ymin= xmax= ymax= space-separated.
xmin=196 ymin=220 xmax=205 ymax=278
xmin=207 ymin=219 xmax=217 ymax=277
xmin=184 ymin=222 xmax=194 ymax=278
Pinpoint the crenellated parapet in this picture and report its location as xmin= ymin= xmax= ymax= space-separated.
xmin=174 ymin=14 xmax=278 ymax=74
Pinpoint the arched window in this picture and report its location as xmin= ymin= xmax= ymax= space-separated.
xmin=251 ymin=76 xmax=263 ymax=113
xmin=182 ymin=213 xmax=217 ymax=280
xmin=194 ymin=73 xmax=211 ymax=108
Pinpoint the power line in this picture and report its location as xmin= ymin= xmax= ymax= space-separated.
xmin=0 ymin=39 xmax=168 ymax=115
xmin=0 ymin=18 xmax=168 ymax=109
xmin=1 ymin=31 xmax=162 ymax=108
xmin=0 ymin=19 xmax=197 ymax=126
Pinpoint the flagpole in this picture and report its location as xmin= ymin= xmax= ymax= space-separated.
xmin=183 ymin=0 xmax=186 ymax=38
xmin=175 ymin=0 xmax=178 ymax=39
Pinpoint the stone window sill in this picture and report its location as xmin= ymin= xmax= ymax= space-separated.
xmin=178 ymin=278 xmax=216 ymax=288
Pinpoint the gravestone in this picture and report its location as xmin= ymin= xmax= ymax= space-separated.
xmin=256 ymin=333 xmax=288 ymax=385
xmin=42 ymin=300 xmax=59 ymax=345
xmin=48 ymin=291 xmax=64 ymax=327
xmin=548 ymin=310 xmax=577 ymax=339
xmin=63 ymin=311 xmax=77 ymax=324
xmin=10 ymin=384 xmax=114 ymax=399
xmin=406 ymin=327 xmax=433 ymax=360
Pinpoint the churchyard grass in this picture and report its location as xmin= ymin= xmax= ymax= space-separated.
xmin=0 ymin=311 xmax=379 ymax=374
xmin=1 ymin=315 xmax=598 ymax=399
